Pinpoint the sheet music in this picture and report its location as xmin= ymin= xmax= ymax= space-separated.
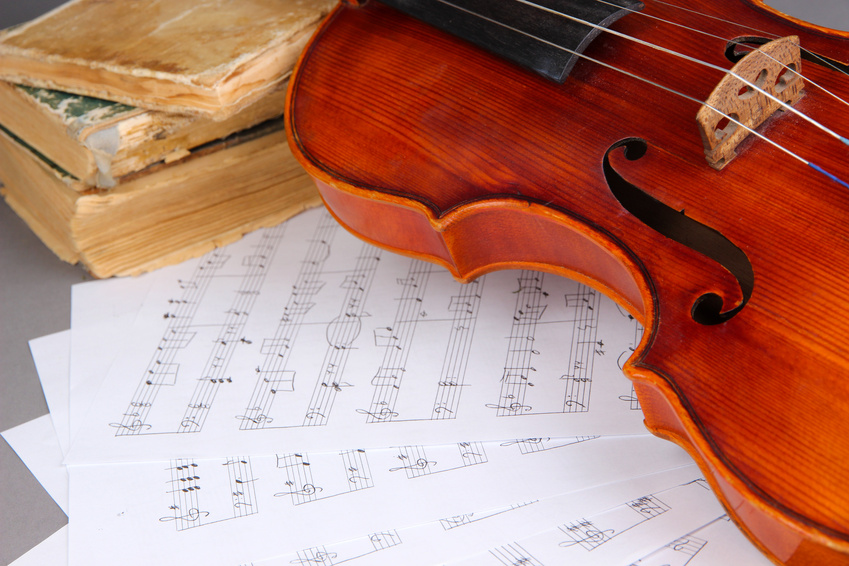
xmin=252 ymin=465 xmax=763 ymax=566
xmin=628 ymin=514 xmax=772 ymax=565
xmin=43 ymin=290 xmax=696 ymax=566
xmin=68 ymin=272 xmax=156 ymax=451
xmin=67 ymin=435 xmax=691 ymax=566
xmin=67 ymin=208 xmax=647 ymax=464
xmin=56 ymin=305 xmax=694 ymax=566
xmin=12 ymin=224 xmax=770 ymax=566
xmin=444 ymin=476 xmax=770 ymax=566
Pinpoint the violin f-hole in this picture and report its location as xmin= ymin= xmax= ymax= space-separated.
xmin=602 ymin=138 xmax=754 ymax=325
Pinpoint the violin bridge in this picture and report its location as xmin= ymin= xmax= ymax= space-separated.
xmin=696 ymin=36 xmax=805 ymax=170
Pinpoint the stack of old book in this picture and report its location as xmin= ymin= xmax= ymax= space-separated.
xmin=0 ymin=0 xmax=335 ymax=278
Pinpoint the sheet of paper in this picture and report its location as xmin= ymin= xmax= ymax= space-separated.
xmin=1 ymin=414 xmax=69 ymax=514
xmin=9 ymin=527 xmax=67 ymax=566
xmin=2 ymin=411 xmax=69 ymax=566
xmin=255 ymin=467 xmax=705 ymax=566
xmin=67 ymin=435 xmax=691 ymax=566
xmin=28 ymin=331 xmax=72 ymax=456
xmin=24 ymin=291 xmax=693 ymax=566
xmin=445 ymin=479 xmax=739 ymax=566
xmin=68 ymin=273 xmax=156 ymax=448
xmin=626 ymin=513 xmax=772 ymax=565
xmin=254 ymin=465 xmax=765 ymax=566
xmin=68 ymin=208 xmax=648 ymax=464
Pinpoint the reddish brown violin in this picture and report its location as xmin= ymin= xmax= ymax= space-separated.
xmin=286 ymin=0 xmax=849 ymax=563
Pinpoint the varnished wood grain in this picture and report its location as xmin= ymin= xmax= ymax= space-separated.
xmin=287 ymin=1 xmax=849 ymax=564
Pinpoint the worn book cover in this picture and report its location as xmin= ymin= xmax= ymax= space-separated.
xmin=0 ymin=0 xmax=335 ymax=119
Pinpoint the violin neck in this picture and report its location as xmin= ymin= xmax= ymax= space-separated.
xmin=375 ymin=0 xmax=643 ymax=82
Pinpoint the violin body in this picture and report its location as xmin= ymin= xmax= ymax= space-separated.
xmin=286 ymin=1 xmax=849 ymax=563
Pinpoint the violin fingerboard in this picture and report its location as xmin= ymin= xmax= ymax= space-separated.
xmin=376 ymin=0 xmax=644 ymax=82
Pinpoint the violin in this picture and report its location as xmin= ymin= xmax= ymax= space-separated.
xmin=285 ymin=0 xmax=849 ymax=563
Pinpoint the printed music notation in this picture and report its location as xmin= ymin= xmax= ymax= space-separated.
xmin=73 ymin=207 xmax=646 ymax=466
xmin=616 ymin=305 xmax=645 ymax=411
xmin=388 ymin=442 xmax=488 ymax=479
xmin=160 ymin=456 xmax=258 ymax=531
xmin=431 ymin=278 xmax=483 ymax=420
xmin=559 ymin=494 xmax=670 ymax=551
xmin=439 ymin=501 xmax=539 ymax=531
xmin=274 ymin=449 xmax=373 ymax=505
xmin=179 ymin=230 xmax=285 ymax=434
xmin=360 ymin=261 xmax=484 ymax=424
xmin=562 ymin=285 xmax=603 ymax=413
xmin=452 ymin=475 xmax=729 ymax=566
xmin=490 ymin=272 xmax=604 ymax=417
xmin=301 ymin=245 xmax=381 ymax=427
xmin=235 ymin=213 xmax=382 ymax=430
xmin=629 ymin=515 xmax=735 ymax=566
xmin=64 ymin=435 xmax=697 ymax=566
xmin=113 ymin=250 xmax=228 ymax=435
xmin=489 ymin=543 xmax=545 ymax=566
xmin=291 ymin=530 xmax=402 ymax=565
xmin=114 ymin=226 xmax=287 ymax=436
xmin=249 ymin=465 xmax=766 ymax=566
xmin=239 ymin=214 xmax=340 ymax=430
xmin=500 ymin=436 xmax=599 ymax=455
xmin=362 ymin=260 xmax=434 ymax=423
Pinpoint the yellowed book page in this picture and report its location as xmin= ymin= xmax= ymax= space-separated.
xmin=1 ymin=116 xmax=320 ymax=277
xmin=0 ymin=128 xmax=83 ymax=262
xmin=74 ymin=128 xmax=321 ymax=277
xmin=0 ymin=0 xmax=335 ymax=119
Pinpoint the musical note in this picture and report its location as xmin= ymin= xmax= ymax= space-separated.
xmin=161 ymin=456 xmax=258 ymax=531
xmin=293 ymin=530 xmax=401 ymax=565
xmin=275 ymin=449 xmax=374 ymax=504
xmin=489 ymin=543 xmax=544 ymax=566
xmin=389 ymin=443 xmax=487 ymax=479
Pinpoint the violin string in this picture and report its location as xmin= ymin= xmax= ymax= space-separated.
xmin=511 ymin=0 xmax=849 ymax=148
xmin=430 ymin=0 xmax=849 ymax=191
xmin=651 ymin=0 xmax=849 ymax=78
xmin=588 ymin=0 xmax=849 ymax=110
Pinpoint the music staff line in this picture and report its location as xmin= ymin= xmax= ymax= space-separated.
xmin=160 ymin=456 xmax=259 ymax=531
xmin=489 ymin=272 xmax=603 ymax=417
xmin=360 ymin=260 xmax=483 ymax=424
xmin=114 ymin=225 xmax=287 ymax=436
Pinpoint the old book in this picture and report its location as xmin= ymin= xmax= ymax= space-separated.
xmin=0 ymin=0 xmax=335 ymax=120
xmin=0 ymin=117 xmax=321 ymax=278
xmin=0 ymin=80 xmax=288 ymax=188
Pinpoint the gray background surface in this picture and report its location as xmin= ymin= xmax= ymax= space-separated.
xmin=0 ymin=1 xmax=846 ymax=563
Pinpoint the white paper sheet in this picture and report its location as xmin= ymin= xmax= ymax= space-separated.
xmin=444 ymin=475 xmax=773 ymax=566
xmin=21 ymin=280 xmax=690 ymax=566
xmin=67 ymin=436 xmax=692 ymax=566
xmin=255 ymin=465 xmax=768 ymax=566
xmin=67 ymin=208 xmax=649 ymax=464
xmin=627 ymin=513 xmax=772 ymax=565
xmin=256 ymin=466 xmax=705 ymax=566
xmin=1 ymin=414 xmax=68 ymax=514
xmin=8 ymin=526 xmax=67 ymax=566
xmin=68 ymin=273 xmax=156 ymax=449
xmin=28 ymin=332 xmax=72 ymax=456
